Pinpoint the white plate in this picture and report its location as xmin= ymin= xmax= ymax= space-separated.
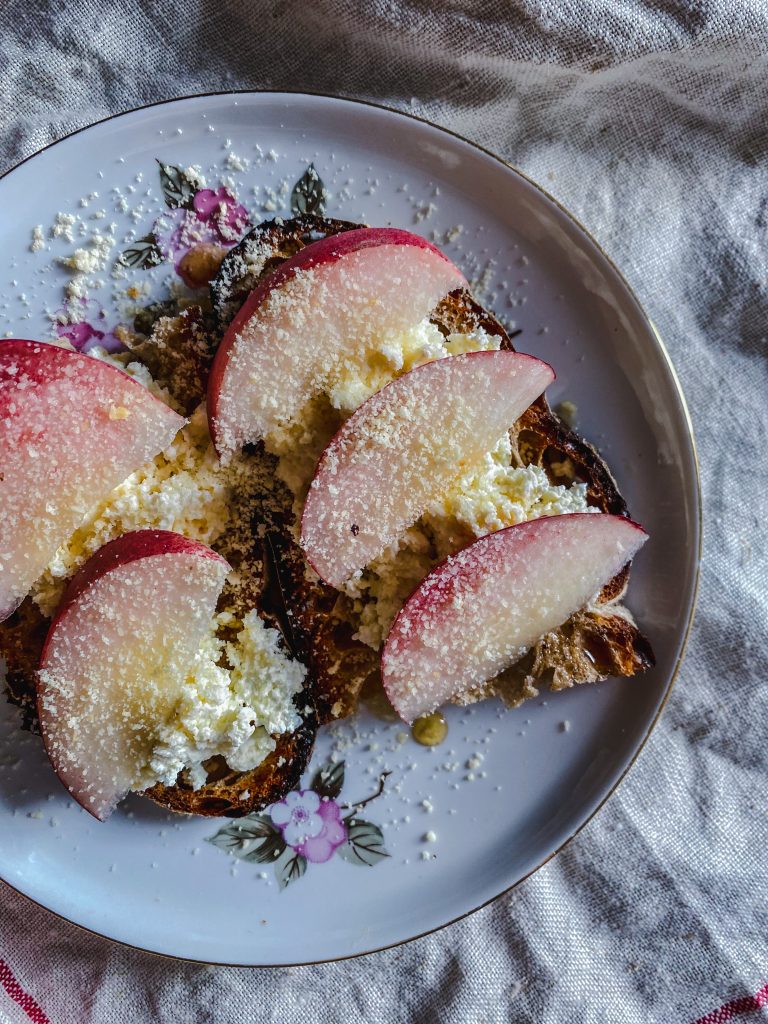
xmin=0 ymin=92 xmax=700 ymax=965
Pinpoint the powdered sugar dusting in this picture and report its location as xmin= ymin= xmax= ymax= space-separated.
xmin=0 ymin=342 xmax=183 ymax=618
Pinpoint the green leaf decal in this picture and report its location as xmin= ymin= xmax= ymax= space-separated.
xmin=275 ymin=848 xmax=307 ymax=889
xmin=206 ymin=814 xmax=286 ymax=864
xmin=338 ymin=819 xmax=390 ymax=867
xmin=157 ymin=160 xmax=196 ymax=209
xmin=291 ymin=163 xmax=327 ymax=216
xmin=311 ymin=760 xmax=345 ymax=800
xmin=119 ymin=234 xmax=163 ymax=269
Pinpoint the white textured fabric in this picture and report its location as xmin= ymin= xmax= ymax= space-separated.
xmin=1 ymin=2 xmax=767 ymax=1022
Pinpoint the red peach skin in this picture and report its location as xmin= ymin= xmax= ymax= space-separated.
xmin=207 ymin=227 xmax=466 ymax=456
xmin=381 ymin=513 xmax=648 ymax=723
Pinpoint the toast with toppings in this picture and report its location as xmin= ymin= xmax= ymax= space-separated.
xmin=0 ymin=324 xmax=316 ymax=820
xmin=0 ymin=483 xmax=316 ymax=819
xmin=209 ymin=215 xmax=654 ymax=724
xmin=1 ymin=213 xmax=653 ymax=820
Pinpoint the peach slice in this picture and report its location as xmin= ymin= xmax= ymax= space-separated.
xmin=207 ymin=227 xmax=466 ymax=456
xmin=0 ymin=340 xmax=184 ymax=621
xmin=381 ymin=513 xmax=648 ymax=723
xmin=301 ymin=351 xmax=554 ymax=588
xmin=37 ymin=531 xmax=230 ymax=820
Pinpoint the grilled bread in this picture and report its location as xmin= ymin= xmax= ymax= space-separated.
xmin=0 ymin=309 xmax=316 ymax=819
xmin=0 ymin=213 xmax=652 ymax=819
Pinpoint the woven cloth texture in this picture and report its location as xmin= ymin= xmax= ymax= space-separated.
xmin=1 ymin=2 xmax=767 ymax=1022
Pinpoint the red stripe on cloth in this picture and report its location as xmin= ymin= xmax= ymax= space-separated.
xmin=694 ymin=983 xmax=768 ymax=1024
xmin=0 ymin=959 xmax=50 ymax=1024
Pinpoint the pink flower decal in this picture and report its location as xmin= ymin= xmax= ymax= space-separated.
xmin=271 ymin=789 xmax=324 ymax=848
xmin=54 ymin=301 xmax=123 ymax=353
xmin=56 ymin=319 xmax=104 ymax=351
xmin=152 ymin=207 xmax=210 ymax=263
xmin=192 ymin=187 xmax=249 ymax=243
xmin=152 ymin=186 xmax=249 ymax=273
xmin=271 ymin=791 xmax=348 ymax=863
xmin=207 ymin=759 xmax=390 ymax=888
xmin=296 ymin=798 xmax=348 ymax=864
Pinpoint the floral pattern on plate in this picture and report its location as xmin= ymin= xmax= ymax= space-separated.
xmin=206 ymin=760 xmax=390 ymax=889
xmin=119 ymin=158 xmax=326 ymax=273
xmin=52 ymin=158 xmax=328 ymax=350
xmin=120 ymin=161 xmax=249 ymax=272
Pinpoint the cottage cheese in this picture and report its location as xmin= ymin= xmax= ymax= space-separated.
xmin=325 ymin=319 xmax=499 ymax=416
xmin=143 ymin=612 xmax=304 ymax=790
xmin=346 ymin=446 xmax=594 ymax=650
xmin=426 ymin=433 xmax=592 ymax=541
xmin=30 ymin=400 xmax=236 ymax=616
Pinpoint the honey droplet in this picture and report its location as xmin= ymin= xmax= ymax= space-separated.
xmin=411 ymin=712 xmax=448 ymax=747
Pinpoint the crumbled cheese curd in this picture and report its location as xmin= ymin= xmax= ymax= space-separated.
xmin=325 ymin=321 xmax=499 ymax=415
xmin=143 ymin=612 xmax=304 ymax=789
xmin=51 ymin=212 xmax=76 ymax=241
xmin=425 ymin=433 xmax=592 ymax=539
xmin=183 ymin=165 xmax=207 ymax=189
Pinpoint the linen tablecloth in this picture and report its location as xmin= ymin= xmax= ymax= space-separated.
xmin=1 ymin=2 xmax=767 ymax=1021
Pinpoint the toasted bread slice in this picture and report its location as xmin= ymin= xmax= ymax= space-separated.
xmin=1 ymin=590 xmax=315 ymax=818
xmin=0 ymin=316 xmax=317 ymax=820
xmin=210 ymin=216 xmax=654 ymax=723
xmin=141 ymin=459 xmax=317 ymax=817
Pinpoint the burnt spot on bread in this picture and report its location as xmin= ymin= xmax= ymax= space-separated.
xmin=123 ymin=305 xmax=217 ymax=415
xmin=0 ymin=597 xmax=47 ymax=732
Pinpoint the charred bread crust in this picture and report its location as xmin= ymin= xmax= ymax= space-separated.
xmin=122 ymin=305 xmax=216 ymax=415
xmin=461 ymin=607 xmax=655 ymax=709
xmin=206 ymin=217 xmax=654 ymax=721
xmin=431 ymin=290 xmax=632 ymax=604
xmin=233 ymin=446 xmax=380 ymax=725
xmin=433 ymin=291 xmax=654 ymax=698
xmin=143 ymin=456 xmax=318 ymax=817
xmin=0 ymin=598 xmax=46 ymax=732
xmin=143 ymin=706 xmax=316 ymax=818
